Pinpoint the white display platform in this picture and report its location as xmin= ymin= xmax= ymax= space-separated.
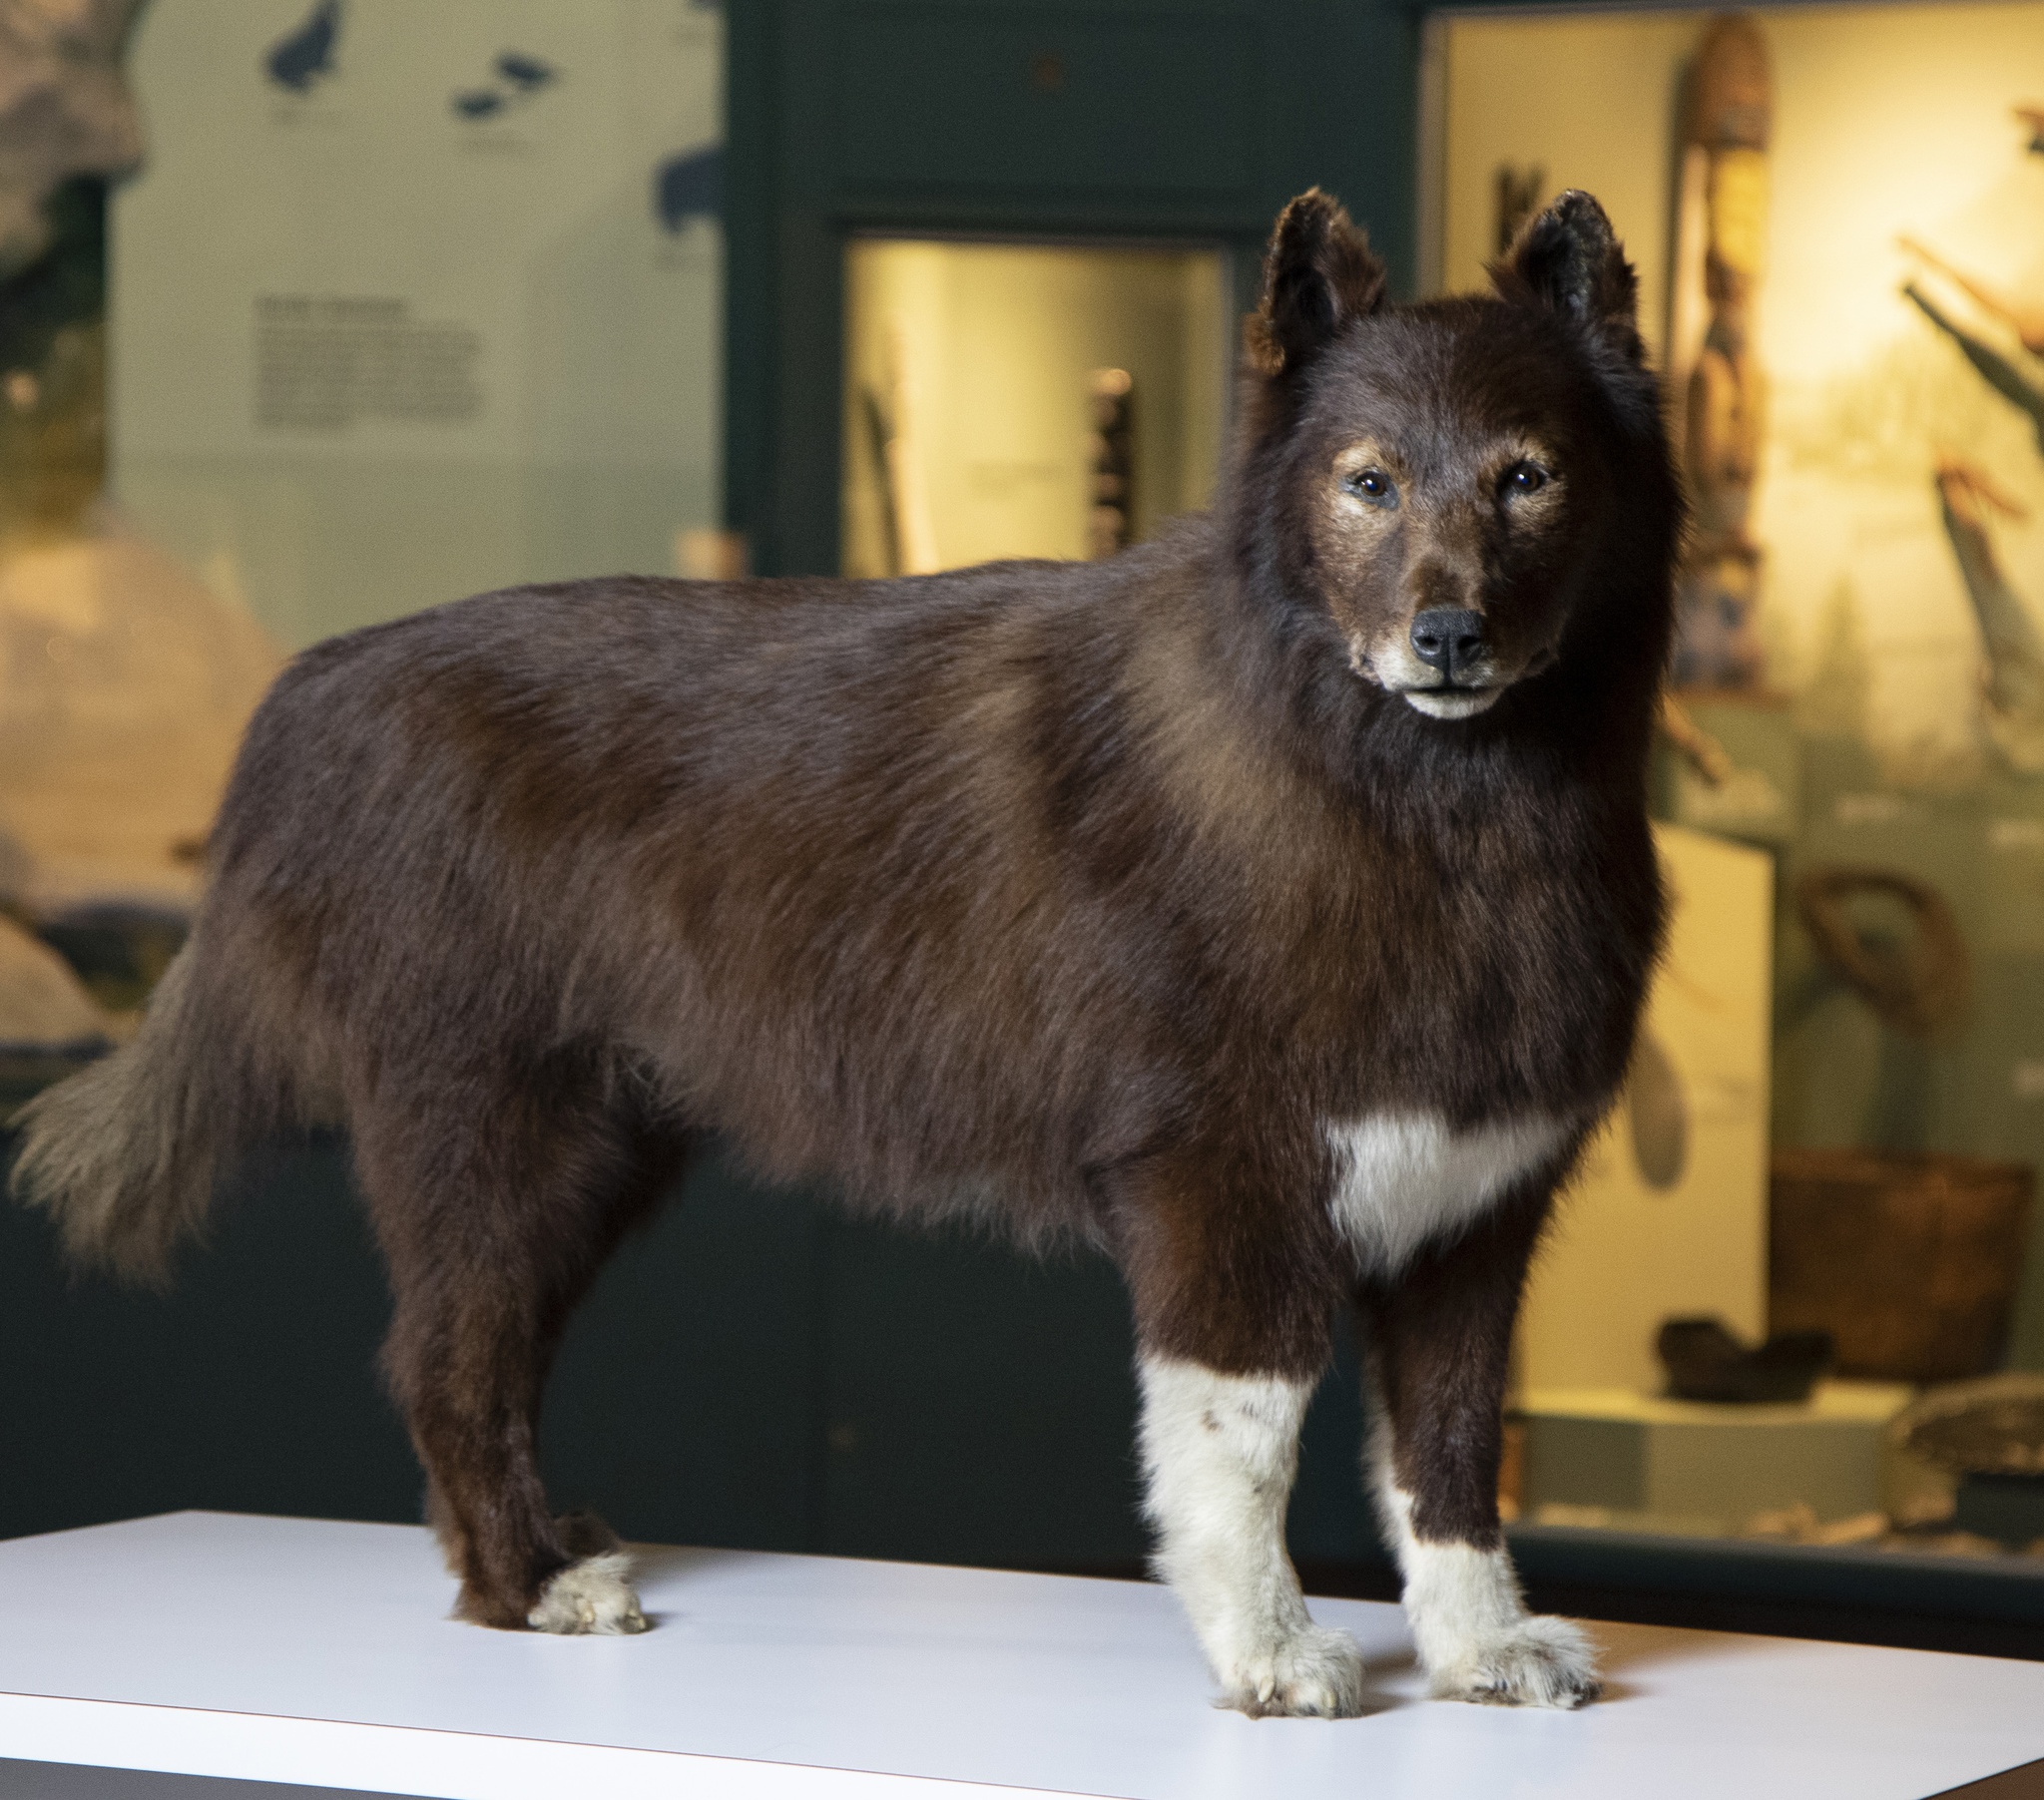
xmin=2 ymin=1513 xmax=2042 ymax=1800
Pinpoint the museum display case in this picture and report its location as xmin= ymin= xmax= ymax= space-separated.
xmin=1431 ymin=3 xmax=2044 ymax=1570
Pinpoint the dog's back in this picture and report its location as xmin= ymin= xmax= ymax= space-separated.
xmin=187 ymin=539 xmax=1256 ymax=1221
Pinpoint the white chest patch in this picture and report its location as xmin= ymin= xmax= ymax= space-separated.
xmin=1325 ymin=1112 xmax=1573 ymax=1275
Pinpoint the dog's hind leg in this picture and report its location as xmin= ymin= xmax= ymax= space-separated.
xmin=1357 ymin=1183 xmax=1599 ymax=1708
xmin=353 ymin=1050 xmax=688 ymax=1633
xmin=1115 ymin=1144 xmax=1363 ymax=1720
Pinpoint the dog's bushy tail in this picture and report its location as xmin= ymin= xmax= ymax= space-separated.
xmin=9 ymin=941 xmax=288 ymax=1283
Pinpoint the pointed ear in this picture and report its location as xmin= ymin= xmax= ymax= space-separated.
xmin=1247 ymin=189 xmax=1388 ymax=378
xmin=1493 ymin=190 xmax=1642 ymax=356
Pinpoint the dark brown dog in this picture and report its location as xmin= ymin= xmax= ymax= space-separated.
xmin=13 ymin=188 xmax=1678 ymax=1716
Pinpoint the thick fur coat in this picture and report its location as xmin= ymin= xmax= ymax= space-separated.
xmin=13 ymin=189 xmax=1680 ymax=1715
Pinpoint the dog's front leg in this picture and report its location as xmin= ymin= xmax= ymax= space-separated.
xmin=1358 ymin=1185 xmax=1599 ymax=1708
xmin=1137 ymin=1357 xmax=1362 ymax=1716
xmin=1118 ymin=1148 xmax=1361 ymax=1718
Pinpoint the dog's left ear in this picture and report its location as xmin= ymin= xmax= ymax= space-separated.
xmin=1247 ymin=189 xmax=1387 ymax=378
xmin=1493 ymin=190 xmax=1643 ymax=359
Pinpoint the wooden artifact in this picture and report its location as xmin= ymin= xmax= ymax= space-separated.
xmin=1668 ymin=14 xmax=1772 ymax=691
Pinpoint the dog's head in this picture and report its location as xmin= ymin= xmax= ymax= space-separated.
xmin=1234 ymin=189 xmax=1674 ymax=724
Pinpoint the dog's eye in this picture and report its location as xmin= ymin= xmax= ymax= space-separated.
xmin=1345 ymin=467 xmax=1396 ymax=506
xmin=1503 ymin=461 xmax=1548 ymax=497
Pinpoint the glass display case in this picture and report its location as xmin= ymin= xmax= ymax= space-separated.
xmin=840 ymin=236 xmax=1229 ymax=577
xmin=0 ymin=0 xmax=723 ymax=1091
xmin=1430 ymin=1 xmax=2044 ymax=1567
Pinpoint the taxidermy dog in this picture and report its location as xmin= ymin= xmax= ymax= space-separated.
xmin=13 ymin=188 xmax=1677 ymax=1717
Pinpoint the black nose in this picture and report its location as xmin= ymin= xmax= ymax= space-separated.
xmin=1410 ymin=608 xmax=1487 ymax=680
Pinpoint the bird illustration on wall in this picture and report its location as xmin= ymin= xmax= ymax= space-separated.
xmin=451 ymin=50 xmax=558 ymax=124
xmin=264 ymin=0 xmax=339 ymax=97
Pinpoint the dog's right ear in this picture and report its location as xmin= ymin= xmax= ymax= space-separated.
xmin=1246 ymin=190 xmax=1387 ymax=379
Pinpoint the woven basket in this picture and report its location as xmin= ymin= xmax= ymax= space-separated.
xmin=1770 ymin=1147 xmax=2034 ymax=1383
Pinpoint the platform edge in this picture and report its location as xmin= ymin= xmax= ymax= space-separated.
xmin=0 ymin=1692 xmax=1092 ymax=1800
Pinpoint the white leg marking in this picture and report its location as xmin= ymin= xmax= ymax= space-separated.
xmin=1371 ymin=1454 xmax=1597 ymax=1708
xmin=527 ymin=1552 xmax=648 ymax=1635
xmin=1139 ymin=1356 xmax=1364 ymax=1718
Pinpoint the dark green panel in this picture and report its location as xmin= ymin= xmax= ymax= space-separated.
xmin=1289 ymin=1327 xmax=1379 ymax=1566
xmin=812 ymin=1209 xmax=1383 ymax=1569
xmin=764 ymin=213 xmax=847 ymax=582
xmin=816 ymin=1218 xmax=1148 ymax=1565
xmin=538 ymin=1155 xmax=825 ymax=1555
xmin=721 ymin=0 xmax=777 ymax=551
xmin=836 ymin=5 xmax=1260 ymax=199
xmin=0 ymin=1136 xmax=418 ymax=1540
xmin=1266 ymin=0 xmax=1418 ymax=288
xmin=0 ymin=1133 xmax=828 ymax=1559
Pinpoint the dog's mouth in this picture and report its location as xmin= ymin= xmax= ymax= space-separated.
xmin=1358 ymin=644 xmax=1557 ymax=720
xmin=1398 ymin=684 xmax=1501 ymax=719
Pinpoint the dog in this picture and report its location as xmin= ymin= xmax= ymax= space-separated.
xmin=12 ymin=188 xmax=1678 ymax=1717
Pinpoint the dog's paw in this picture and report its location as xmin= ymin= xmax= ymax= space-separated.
xmin=1220 ymin=1622 xmax=1366 ymax=1719
xmin=527 ymin=1552 xmax=648 ymax=1635
xmin=1427 ymin=1613 xmax=1599 ymax=1709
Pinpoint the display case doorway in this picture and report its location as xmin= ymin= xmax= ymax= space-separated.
xmin=840 ymin=235 xmax=1231 ymax=577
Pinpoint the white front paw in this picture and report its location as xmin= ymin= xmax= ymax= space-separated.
xmin=527 ymin=1552 xmax=648 ymax=1635
xmin=1220 ymin=1622 xmax=1366 ymax=1719
xmin=1429 ymin=1614 xmax=1599 ymax=1708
